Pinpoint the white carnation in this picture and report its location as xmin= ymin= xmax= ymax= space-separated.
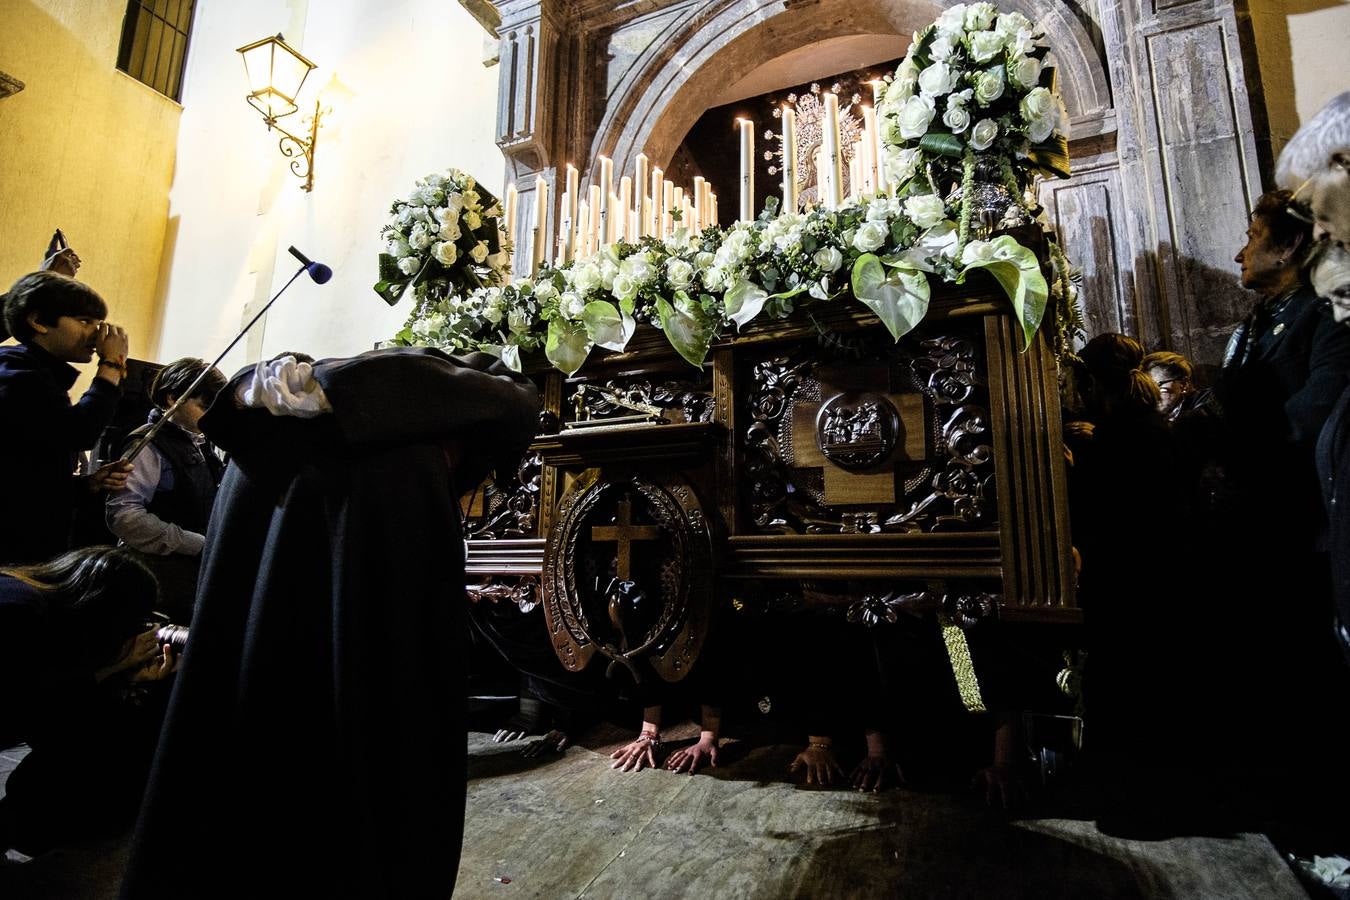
xmin=964 ymin=2 xmax=997 ymax=32
xmin=560 ymin=291 xmax=586 ymax=319
xmin=918 ymin=62 xmax=958 ymax=97
xmin=886 ymin=147 xmax=921 ymax=184
xmin=929 ymin=31 xmax=957 ymax=61
xmin=568 ymin=262 xmax=601 ymax=294
xmin=968 ymin=30 xmax=1006 ymax=64
xmin=995 ymin=11 xmax=1034 ymax=37
xmin=935 ymin=4 xmax=968 ymax=34
xmin=398 ymin=256 xmax=420 ymax=275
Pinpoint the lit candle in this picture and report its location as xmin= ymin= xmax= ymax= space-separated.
xmin=504 ymin=181 xmax=519 ymax=240
xmin=532 ymin=175 xmax=550 ymax=274
xmin=661 ymin=181 xmax=674 ymax=237
xmin=781 ymin=106 xmax=798 ymax=215
xmin=822 ymin=91 xmax=843 ymax=209
xmin=860 ymin=107 xmax=878 ymax=195
xmin=692 ymin=176 xmax=705 ymax=232
xmin=738 ymin=118 xmax=755 ymax=223
xmin=588 ymin=184 xmax=602 ymax=254
xmin=650 ymin=167 xmax=664 ymax=239
xmin=868 ymin=81 xmax=888 ymax=193
xmin=576 ymin=201 xmax=590 ymax=258
xmin=634 ymin=153 xmax=649 ymax=239
xmin=619 ymin=175 xmax=632 ymax=244
xmin=564 ymin=163 xmax=579 ymax=261
xmin=598 ymin=156 xmax=613 ymax=248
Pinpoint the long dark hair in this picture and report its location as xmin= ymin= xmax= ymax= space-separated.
xmin=1079 ymin=332 xmax=1161 ymax=418
xmin=1 ymin=547 xmax=159 ymax=668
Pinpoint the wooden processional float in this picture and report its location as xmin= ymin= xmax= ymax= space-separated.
xmin=464 ymin=228 xmax=1077 ymax=715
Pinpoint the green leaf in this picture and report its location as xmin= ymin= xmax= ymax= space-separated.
xmin=850 ymin=254 xmax=931 ymax=342
xmin=724 ymin=279 xmax=769 ymax=330
xmin=656 ymin=295 xmax=716 ymax=369
xmin=919 ymin=131 xmax=965 ymax=159
xmin=500 ymin=344 xmax=522 ymax=372
xmin=582 ymin=300 xmax=635 ymax=351
xmin=956 ymin=236 xmax=1049 ymax=349
xmin=1027 ymin=134 xmax=1071 ymax=179
xmin=545 ymin=319 xmax=592 ymax=375
xmin=378 ymin=253 xmax=403 ymax=282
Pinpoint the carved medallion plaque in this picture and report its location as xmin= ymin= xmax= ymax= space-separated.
xmin=541 ymin=470 xmax=714 ymax=682
xmin=815 ymin=392 xmax=900 ymax=471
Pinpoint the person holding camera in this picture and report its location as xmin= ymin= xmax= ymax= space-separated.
xmin=106 ymin=358 xmax=227 ymax=621
xmin=0 ymin=271 xmax=134 ymax=565
xmin=0 ymin=546 xmax=174 ymax=856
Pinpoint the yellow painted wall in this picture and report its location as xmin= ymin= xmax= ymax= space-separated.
xmin=154 ymin=0 xmax=505 ymax=372
xmin=1248 ymin=0 xmax=1350 ymax=163
xmin=0 ymin=0 xmax=181 ymax=372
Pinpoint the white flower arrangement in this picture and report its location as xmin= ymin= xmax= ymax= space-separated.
xmin=875 ymin=2 xmax=1070 ymax=196
xmin=384 ymin=7 xmax=1081 ymax=378
xmin=377 ymin=170 xmax=525 ymax=355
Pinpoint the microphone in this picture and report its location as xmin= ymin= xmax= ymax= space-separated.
xmin=122 ymin=245 xmax=331 ymax=464
xmin=288 ymin=245 xmax=333 ymax=284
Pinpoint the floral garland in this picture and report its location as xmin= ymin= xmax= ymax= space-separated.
xmin=381 ymin=5 xmax=1083 ymax=376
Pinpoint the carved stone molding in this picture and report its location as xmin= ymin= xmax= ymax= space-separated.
xmin=541 ymin=469 xmax=714 ymax=682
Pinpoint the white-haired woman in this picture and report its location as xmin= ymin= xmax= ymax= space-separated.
xmin=1313 ymin=244 xmax=1350 ymax=662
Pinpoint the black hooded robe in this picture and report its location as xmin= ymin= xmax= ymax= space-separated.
xmin=120 ymin=348 xmax=538 ymax=900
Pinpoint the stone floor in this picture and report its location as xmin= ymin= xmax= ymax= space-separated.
xmin=0 ymin=730 xmax=1312 ymax=899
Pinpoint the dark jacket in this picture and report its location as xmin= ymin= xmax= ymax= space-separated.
xmin=121 ymin=411 xmax=224 ymax=537
xmin=1316 ymin=385 xmax=1350 ymax=659
xmin=0 ymin=342 xmax=121 ymax=564
xmin=1220 ymin=285 xmax=1350 ymax=542
xmin=122 ymin=348 xmax=539 ymax=900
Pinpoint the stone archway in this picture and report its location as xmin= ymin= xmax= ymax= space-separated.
xmin=592 ymin=0 xmax=1116 ymax=173
xmin=489 ymin=0 xmax=1267 ymax=364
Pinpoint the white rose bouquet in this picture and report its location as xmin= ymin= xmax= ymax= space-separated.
xmin=875 ymin=3 xmax=1070 ymax=196
xmin=376 ymin=169 xmax=510 ymax=307
xmin=384 ymin=170 xmax=537 ymax=361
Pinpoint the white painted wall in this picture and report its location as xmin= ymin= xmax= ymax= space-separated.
xmin=155 ymin=0 xmax=502 ymax=372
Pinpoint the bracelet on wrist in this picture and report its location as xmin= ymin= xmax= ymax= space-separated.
xmin=808 ymin=741 xmax=832 ymax=751
xmin=97 ymin=358 xmax=127 ymax=375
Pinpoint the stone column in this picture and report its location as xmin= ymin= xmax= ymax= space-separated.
xmin=496 ymin=0 xmax=567 ymax=275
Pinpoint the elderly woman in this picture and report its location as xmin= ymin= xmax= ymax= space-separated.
xmin=1275 ymin=90 xmax=1350 ymax=248
xmin=1313 ymin=245 xmax=1350 ymax=661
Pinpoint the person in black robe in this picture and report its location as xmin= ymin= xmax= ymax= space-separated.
xmin=120 ymin=347 xmax=539 ymax=900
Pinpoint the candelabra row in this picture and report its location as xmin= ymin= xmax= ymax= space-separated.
xmin=502 ymin=84 xmax=894 ymax=275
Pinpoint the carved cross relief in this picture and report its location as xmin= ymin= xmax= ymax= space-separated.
xmin=590 ymin=496 xmax=662 ymax=580
xmin=790 ymin=364 xmax=926 ymax=505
